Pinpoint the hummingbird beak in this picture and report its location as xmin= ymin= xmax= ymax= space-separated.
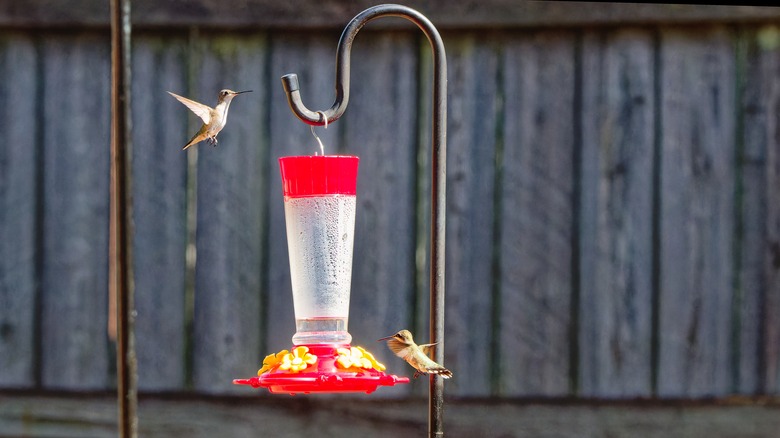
xmin=377 ymin=335 xmax=395 ymax=342
xmin=232 ymin=90 xmax=252 ymax=95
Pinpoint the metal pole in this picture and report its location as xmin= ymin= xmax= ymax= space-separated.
xmin=280 ymin=5 xmax=447 ymax=436
xmin=110 ymin=0 xmax=137 ymax=436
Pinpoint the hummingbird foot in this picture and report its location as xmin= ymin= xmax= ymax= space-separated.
xmin=413 ymin=371 xmax=422 ymax=379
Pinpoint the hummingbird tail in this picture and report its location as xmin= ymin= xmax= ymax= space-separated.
xmin=429 ymin=367 xmax=453 ymax=379
xmin=182 ymin=132 xmax=203 ymax=150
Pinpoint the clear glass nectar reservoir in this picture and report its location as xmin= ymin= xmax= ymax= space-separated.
xmin=279 ymin=156 xmax=359 ymax=345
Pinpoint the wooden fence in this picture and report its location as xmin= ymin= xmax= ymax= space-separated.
xmin=1 ymin=2 xmax=780 ymax=406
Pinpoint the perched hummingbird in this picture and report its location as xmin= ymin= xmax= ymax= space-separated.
xmin=167 ymin=89 xmax=252 ymax=150
xmin=378 ymin=330 xmax=453 ymax=379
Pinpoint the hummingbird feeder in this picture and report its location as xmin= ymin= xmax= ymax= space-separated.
xmin=234 ymin=154 xmax=410 ymax=394
xmin=234 ymin=6 xmax=447 ymax=430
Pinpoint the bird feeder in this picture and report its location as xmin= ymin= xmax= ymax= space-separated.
xmin=235 ymin=5 xmax=447 ymax=433
xmin=233 ymin=155 xmax=409 ymax=394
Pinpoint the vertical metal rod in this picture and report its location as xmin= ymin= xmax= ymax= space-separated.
xmin=280 ymin=5 xmax=447 ymax=436
xmin=110 ymin=0 xmax=137 ymax=436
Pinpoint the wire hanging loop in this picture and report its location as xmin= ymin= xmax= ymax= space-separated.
xmin=310 ymin=111 xmax=328 ymax=155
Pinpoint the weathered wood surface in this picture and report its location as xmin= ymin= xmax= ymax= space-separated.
xmin=444 ymin=33 xmax=501 ymax=397
xmin=2 ymin=392 xmax=780 ymax=438
xmin=191 ymin=34 xmax=269 ymax=394
xmin=740 ymin=26 xmax=780 ymax=395
xmin=4 ymin=1 xmax=780 ymax=29
xmin=131 ymin=35 xmax=189 ymax=391
xmin=498 ymin=31 xmax=576 ymax=397
xmin=0 ymin=33 xmax=38 ymax=388
xmin=657 ymin=27 xmax=736 ymax=398
xmin=739 ymin=27 xmax=772 ymax=396
xmin=579 ymin=29 xmax=655 ymax=397
xmin=766 ymin=40 xmax=780 ymax=397
xmin=1 ymin=22 xmax=780 ymax=401
xmin=39 ymin=34 xmax=112 ymax=390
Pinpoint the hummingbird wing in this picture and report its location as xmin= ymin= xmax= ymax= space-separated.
xmin=385 ymin=338 xmax=411 ymax=358
xmin=167 ymin=91 xmax=212 ymax=124
xmin=418 ymin=342 xmax=438 ymax=357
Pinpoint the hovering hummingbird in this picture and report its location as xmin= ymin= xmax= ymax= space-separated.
xmin=378 ymin=329 xmax=453 ymax=379
xmin=167 ymin=89 xmax=252 ymax=150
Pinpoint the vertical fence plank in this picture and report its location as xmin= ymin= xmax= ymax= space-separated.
xmin=40 ymin=34 xmax=111 ymax=390
xmin=344 ymin=31 xmax=418 ymax=394
xmin=578 ymin=29 xmax=655 ymax=397
xmin=498 ymin=31 xmax=576 ymax=397
xmin=0 ymin=33 xmax=38 ymax=388
xmin=192 ymin=34 xmax=267 ymax=394
xmin=266 ymin=32 xmax=342 ymax=354
xmin=441 ymin=34 xmax=501 ymax=397
xmin=658 ymin=27 xmax=736 ymax=397
xmin=737 ymin=27 xmax=768 ymax=395
xmin=768 ymin=76 xmax=780 ymax=395
xmin=745 ymin=26 xmax=780 ymax=395
xmin=131 ymin=35 xmax=189 ymax=391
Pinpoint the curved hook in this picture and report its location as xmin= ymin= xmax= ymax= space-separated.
xmin=280 ymin=4 xmax=446 ymax=128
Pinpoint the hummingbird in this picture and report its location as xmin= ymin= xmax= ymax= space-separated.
xmin=378 ymin=329 xmax=453 ymax=379
xmin=167 ymin=89 xmax=252 ymax=150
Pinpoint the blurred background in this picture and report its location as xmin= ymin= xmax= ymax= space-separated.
xmin=1 ymin=1 xmax=780 ymax=437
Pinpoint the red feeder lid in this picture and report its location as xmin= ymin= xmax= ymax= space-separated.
xmin=279 ymin=155 xmax=359 ymax=198
xmin=233 ymin=344 xmax=409 ymax=395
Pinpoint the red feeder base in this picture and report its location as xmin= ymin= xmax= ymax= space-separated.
xmin=233 ymin=344 xmax=410 ymax=395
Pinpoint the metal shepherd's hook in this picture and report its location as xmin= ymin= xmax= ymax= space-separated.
xmin=280 ymin=4 xmax=447 ymax=437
